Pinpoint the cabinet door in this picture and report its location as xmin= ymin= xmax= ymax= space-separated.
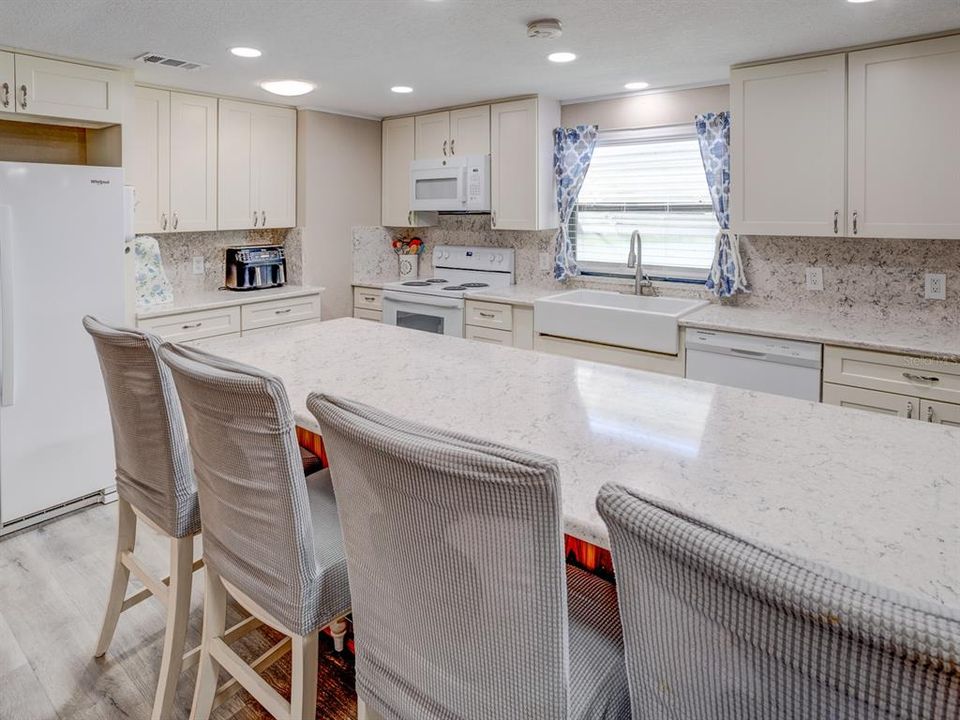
xmin=218 ymin=99 xmax=257 ymax=230
xmin=730 ymin=55 xmax=846 ymax=237
xmin=0 ymin=51 xmax=14 ymax=116
xmin=169 ymin=93 xmax=217 ymax=232
xmin=415 ymin=111 xmax=450 ymax=160
xmin=253 ymin=104 xmax=297 ymax=229
xmin=13 ymin=54 xmax=121 ymax=123
xmin=920 ymin=399 xmax=960 ymax=427
xmin=490 ymin=98 xmax=538 ymax=230
xmin=450 ymin=106 xmax=490 ymax=156
xmin=822 ymin=383 xmax=918 ymax=419
xmin=131 ymin=87 xmax=170 ymax=234
xmin=848 ymin=36 xmax=960 ymax=239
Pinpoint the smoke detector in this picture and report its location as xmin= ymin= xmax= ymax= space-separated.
xmin=135 ymin=52 xmax=206 ymax=71
xmin=527 ymin=19 xmax=563 ymax=40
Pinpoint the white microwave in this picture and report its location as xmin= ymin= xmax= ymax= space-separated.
xmin=409 ymin=155 xmax=490 ymax=213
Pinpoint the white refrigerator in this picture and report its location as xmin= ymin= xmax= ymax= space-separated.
xmin=0 ymin=162 xmax=125 ymax=532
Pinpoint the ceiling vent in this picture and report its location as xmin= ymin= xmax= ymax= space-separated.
xmin=134 ymin=52 xmax=206 ymax=71
xmin=526 ymin=18 xmax=563 ymax=40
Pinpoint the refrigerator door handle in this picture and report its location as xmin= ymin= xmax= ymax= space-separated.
xmin=0 ymin=206 xmax=13 ymax=406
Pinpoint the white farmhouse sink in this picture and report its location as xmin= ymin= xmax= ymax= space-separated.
xmin=534 ymin=290 xmax=708 ymax=355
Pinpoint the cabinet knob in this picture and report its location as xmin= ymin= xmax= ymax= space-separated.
xmin=491 ymin=210 xmax=497 ymax=228
xmin=19 ymin=84 xmax=27 ymax=110
xmin=253 ymin=211 xmax=259 ymax=227
xmin=852 ymin=211 xmax=858 ymax=235
xmin=442 ymin=140 xmax=447 ymax=157
xmin=261 ymin=210 xmax=266 ymax=227
xmin=833 ymin=210 xmax=839 ymax=235
xmin=172 ymin=212 xmax=179 ymax=230
xmin=160 ymin=213 xmax=167 ymax=231
xmin=1 ymin=83 xmax=8 ymax=108
xmin=906 ymin=401 xmax=913 ymax=419
xmin=927 ymin=405 xmax=935 ymax=423
xmin=450 ymin=138 xmax=455 ymax=155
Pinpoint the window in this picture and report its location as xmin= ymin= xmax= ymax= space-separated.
xmin=571 ymin=125 xmax=718 ymax=281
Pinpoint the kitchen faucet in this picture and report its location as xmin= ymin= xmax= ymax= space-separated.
xmin=627 ymin=230 xmax=654 ymax=296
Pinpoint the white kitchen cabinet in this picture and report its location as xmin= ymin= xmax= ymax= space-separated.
xmin=131 ymin=86 xmax=170 ymax=234
xmin=415 ymin=111 xmax=451 ymax=160
xmin=921 ymin=399 xmax=960 ymax=427
xmin=13 ymin=54 xmax=121 ymax=124
xmin=490 ymin=97 xmax=559 ymax=231
xmin=169 ymin=92 xmax=218 ymax=231
xmin=464 ymin=299 xmax=534 ymax=350
xmin=0 ymin=51 xmax=14 ymax=116
xmin=847 ymin=35 xmax=960 ymax=239
xmin=240 ymin=294 xmax=320 ymax=332
xmin=730 ymin=54 xmax=847 ymax=237
xmin=138 ymin=306 xmax=242 ymax=343
xmin=450 ymin=106 xmax=490 ymax=156
xmin=218 ymin=99 xmax=296 ymax=230
xmin=381 ymin=116 xmax=437 ymax=227
xmin=822 ymin=383 xmax=918 ymax=419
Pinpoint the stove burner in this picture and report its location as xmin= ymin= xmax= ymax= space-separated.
xmin=443 ymin=285 xmax=467 ymax=291
xmin=460 ymin=282 xmax=489 ymax=288
xmin=402 ymin=281 xmax=430 ymax=286
xmin=425 ymin=278 xmax=448 ymax=284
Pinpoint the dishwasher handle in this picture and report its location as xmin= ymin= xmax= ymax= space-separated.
xmin=730 ymin=347 xmax=768 ymax=359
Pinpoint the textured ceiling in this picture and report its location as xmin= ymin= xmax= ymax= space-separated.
xmin=1 ymin=0 xmax=958 ymax=118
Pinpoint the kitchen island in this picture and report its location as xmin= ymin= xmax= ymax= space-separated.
xmin=199 ymin=318 xmax=960 ymax=610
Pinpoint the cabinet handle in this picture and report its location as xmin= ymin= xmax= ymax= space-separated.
xmin=903 ymin=372 xmax=940 ymax=383
xmin=19 ymin=84 xmax=27 ymax=110
xmin=1 ymin=83 xmax=8 ymax=108
xmin=160 ymin=213 xmax=168 ymax=230
xmin=852 ymin=211 xmax=858 ymax=235
xmin=407 ymin=211 xmax=413 ymax=225
xmin=362 ymin=295 xmax=376 ymax=302
xmin=274 ymin=308 xmax=292 ymax=315
xmin=450 ymin=138 xmax=455 ymax=155
xmin=491 ymin=210 xmax=497 ymax=228
xmin=253 ymin=211 xmax=259 ymax=227
xmin=172 ymin=212 xmax=179 ymax=230
xmin=478 ymin=311 xmax=496 ymax=319
xmin=906 ymin=401 xmax=913 ymax=419
xmin=833 ymin=210 xmax=839 ymax=235
xmin=261 ymin=210 xmax=266 ymax=226
xmin=181 ymin=321 xmax=202 ymax=330
xmin=927 ymin=406 xmax=935 ymax=423
xmin=442 ymin=140 xmax=447 ymax=157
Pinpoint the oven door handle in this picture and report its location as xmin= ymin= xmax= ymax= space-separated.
xmin=382 ymin=291 xmax=462 ymax=309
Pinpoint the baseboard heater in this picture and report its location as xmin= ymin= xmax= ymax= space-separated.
xmin=1 ymin=487 xmax=116 ymax=537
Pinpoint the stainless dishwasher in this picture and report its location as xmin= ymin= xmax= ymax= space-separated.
xmin=685 ymin=328 xmax=822 ymax=401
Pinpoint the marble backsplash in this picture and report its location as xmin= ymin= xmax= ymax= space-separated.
xmin=154 ymin=227 xmax=302 ymax=296
xmin=354 ymin=216 xmax=960 ymax=323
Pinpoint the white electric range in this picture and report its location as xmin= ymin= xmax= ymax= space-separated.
xmin=382 ymin=246 xmax=515 ymax=337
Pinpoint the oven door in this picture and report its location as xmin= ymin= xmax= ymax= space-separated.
xmin=409 ymin=163 xmax=467 ymax=212
xmin=382 ymin=291 xmax=464 ymax=337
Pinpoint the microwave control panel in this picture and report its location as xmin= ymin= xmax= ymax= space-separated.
xmin=467 ymin=166 xmax=483 ymax=203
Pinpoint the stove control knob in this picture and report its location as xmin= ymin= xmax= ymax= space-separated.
xmin=488 ymin=254 xmax=495 ymax=262
xmin=444 ymin=251 xmax=450 ymax=259
xmin=496 ymin=254 xmax=504 ymax=262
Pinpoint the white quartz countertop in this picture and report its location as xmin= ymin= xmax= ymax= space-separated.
xmin=137 ymin=285 xmax=324 ymax=320
xmin=199 ymin=319 xmax=960 ymax=609
xmin=682 ymin=304 xmax=960 ymax=360
xmin=352 ymin=279 xmax=387 ymax=290
xmin=464 ymin=284 xmax=562 ymax=307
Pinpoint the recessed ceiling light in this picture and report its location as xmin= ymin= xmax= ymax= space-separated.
xmin=259 ymin=80 xmax=316 ymax=96
xmin=230 ymin=47 xmax=262 ymax=58
xmin=548 ymin=52 xmax=577 ymax=63
xmin=624 ymin=81 xmax=650 ymax=91
xmin=391 ymin=86 xmax=414 ymax=94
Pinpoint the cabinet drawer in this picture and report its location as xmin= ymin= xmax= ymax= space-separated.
xmin=241 ymin=295 xmax=321 ymax=331
xmin=353 ymin=287 xmax=383 ymax=311
xmin=138 ymin=306 xmax=241 ymax=342
xmin=466 ymin=300 xmax=512 ymax=331
xmin=824 ymin=345 xmax=960 ymax=404
xmin=354 ymin=308 xmax=382 ymax=322
xmin=465 ymin=325 xmax=513 ymax=346
xmin=822 ymin=383 xmax=917 ymax=419
xmin=920 ymin=399 xmax=960 ymax=427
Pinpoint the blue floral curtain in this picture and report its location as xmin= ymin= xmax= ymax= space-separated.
xmin=695 ymin=112 xmax=748 ymax=298
xmin=553 ymin=126 xmax=599 ymax=280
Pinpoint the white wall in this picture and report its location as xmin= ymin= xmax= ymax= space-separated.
xmin=297 ymin=109 xmax=381 ymax=319
xmin=561 ymin=84 xmax=729 ymax=130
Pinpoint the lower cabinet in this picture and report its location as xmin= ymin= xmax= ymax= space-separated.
xmin=921 ymin=399 xmax=960 ymax=427
xmin=822 ymin=383 xmax=917 ymax=419
xmin=464 ymin=300 xmax=534 ymax=350
xmin=353 ymin=286 xmax=383 ymax=322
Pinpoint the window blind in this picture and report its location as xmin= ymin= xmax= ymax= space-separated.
xmin=571 ymin=127 xmax=718 ymax=279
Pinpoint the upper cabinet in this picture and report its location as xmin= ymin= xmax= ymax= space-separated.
xmin=218 ymin=100 xmax=297 ymax=230
xmin=847 ymin=35 xmax=960 ymax=240
xmin=730 ymin=55 xmax=847 ymax=237
xmin=0 ymin=52 xmax=14 ymax=115
xmin=414 ymin=111 xmax=451 ymax=160
xmin=490 ymin=97 xmax=559 ymax=231
xmin=414 ymin=106 xmax=490 ymax=159
xmin=382 ymin=116 xmax=437 ymax=227
xmin=11 ymin=54 xmax=121 ymax=124
xmin=732 ymin=34 xmax=960 ymax=239
xmin=131 ymin=87 xmax=217 ymax=234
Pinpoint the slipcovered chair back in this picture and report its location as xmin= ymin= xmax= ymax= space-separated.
xmin=82 ymin=316 xmax=197 ymax=538
xmin=158 ymin=343 xmax=321 ymax=636
xmin=308 ymin=392 xmax=573 ymax=719
xmin=596 ymin=483 xmax=960 ymax=720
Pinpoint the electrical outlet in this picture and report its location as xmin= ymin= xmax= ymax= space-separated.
xmin=192 ymin=256 xmax=205 ymax=275
xmin=925 ymin=273 xmax=946 ymax=300
xmin=539 ymin=252 xmax=552 ymax=272
xmin=805 ymin=267 xmax=823 ymax=292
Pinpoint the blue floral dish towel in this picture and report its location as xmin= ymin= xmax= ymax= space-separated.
xmin=128 ymin=235 xmax=175 ymax=307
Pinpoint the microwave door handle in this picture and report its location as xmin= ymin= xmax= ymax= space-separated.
xmin=0 ymin=207 xmax=14 ymax=406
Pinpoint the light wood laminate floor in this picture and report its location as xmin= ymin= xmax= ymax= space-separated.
xmin=0 ymin=503 xmax=357 ymax=720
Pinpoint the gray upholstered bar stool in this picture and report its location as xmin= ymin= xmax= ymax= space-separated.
xmin=158 ymin=343 xmax=351 ymax=720
xmin=308 ymin=392 xmax=631 ymax=720
xmin=596 ymin=483 xmax=960 ymax=720
xmin=83 ymin=316 xmax=205 ymax=720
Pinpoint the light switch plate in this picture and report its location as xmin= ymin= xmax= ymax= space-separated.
xmin=805 ymin=267 xmax=823 ymax=292
xmin=539 ymin=252 xmax=552 ymax=272
xmin=192 ymin=256 xmax=205 ymax=275
xmin=925 ymin=273 xmax=946 ymax=300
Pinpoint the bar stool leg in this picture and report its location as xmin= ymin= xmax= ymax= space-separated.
xmin=291 ymin=631 xmax=319 ymax=720
xmin=95 ymin=498 xmax=137 ymax=658
xmin=329 ymin=617 xmax=348 ymax=653
xmin=151 ymin=535 xmax=194 ymax=720
xmin=189 ymin=568 xmax=227 ymax=720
